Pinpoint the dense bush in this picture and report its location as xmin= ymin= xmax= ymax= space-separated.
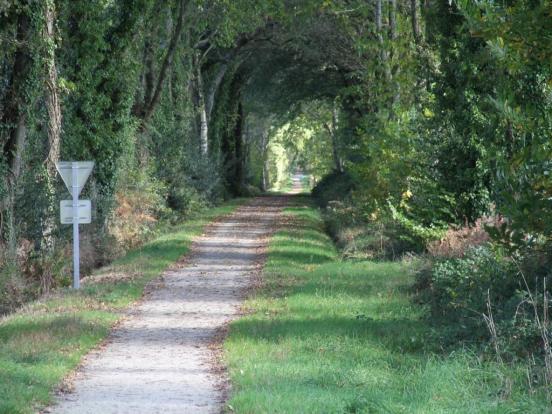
xmin=313 ymin=171 xmax=445 ymax=258
xmin=312 ymin=171 xmax=354 ymax=208
xmin=312 ymin=172 xmax=413 ymax=259
xmin=321 ymin=203 xmax=419 ymax=259
xmin=415 ymin=244 xmax=552 ymax=359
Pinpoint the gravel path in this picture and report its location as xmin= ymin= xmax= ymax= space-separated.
xmin=51 ymin=196 xmax=287 ymax=414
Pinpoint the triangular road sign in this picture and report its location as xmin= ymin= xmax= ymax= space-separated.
xmin=56 ymin=161 xmax=94 ymax=197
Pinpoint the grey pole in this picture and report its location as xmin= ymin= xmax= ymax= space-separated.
xmin=72 ymin=162 xmax=80 ymax=289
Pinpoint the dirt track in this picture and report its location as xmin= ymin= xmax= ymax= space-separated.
xmin=51 ymin=196 xmax=288 ymax=414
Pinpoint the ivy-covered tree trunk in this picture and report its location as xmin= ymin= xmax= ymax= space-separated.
xmin=331 ymin=102 xmax=343 ymax=173
xmin=206 ymin=63 xmax=228 ymax=123
xmin=410 ymin=0 xmax=421 ymax=44
xmin=388 ymin=0 xmax=399 ymax=112
xmin=42 ymin=0 xmax=62 ymax=251
xmin=375 ymin=0 xmax=388 ymax=78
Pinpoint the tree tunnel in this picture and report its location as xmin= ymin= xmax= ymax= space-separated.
xmin=1 ymin=0 xmax=551 ymax=271
xmin=2 ymin=1 xmax=552 ymax=410
xmin=197 ymin=10 xmax=355 ymax=196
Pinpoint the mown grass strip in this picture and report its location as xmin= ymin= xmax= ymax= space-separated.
xmin=0 ymin=198 xmax=245 ymax=414
xmin=224 ymin=196 xmax=549 ymax=413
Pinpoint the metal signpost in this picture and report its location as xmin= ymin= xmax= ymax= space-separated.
xmin=56 ymin=161 xmax=94 ymax=289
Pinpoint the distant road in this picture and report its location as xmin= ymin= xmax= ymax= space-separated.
xmin=289 ymin=172 xmax=306 ymax=194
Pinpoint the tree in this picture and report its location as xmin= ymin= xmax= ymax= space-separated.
xmin=0 ymin=3 xmax=35 ymax=257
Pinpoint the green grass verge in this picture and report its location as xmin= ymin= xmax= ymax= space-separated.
xmin=224 ymin=196 xmax=549 ymax=413
xmin=0 ymin=198 xmax=245 ymax=414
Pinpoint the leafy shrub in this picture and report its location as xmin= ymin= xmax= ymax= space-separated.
xmin=109 ymin=165 xmax=169 ymax=251
xmin=166 ymin=183 xmax=209 ymax=218
xmin=313 ymin=171 xmax=420 ymax=259
xmin=314 ymin=171 xmax=455 ymax=257
xmin=415 ymin=244 xmax=551 ymax=358
xmin=0 ymin=237 xmax=74 ymax=315
xmin=20 ymin=244 xmax=71 ymax=293
xmin=312 ymin=170 xmax=354 ymax=208
xmin=110 ymin=192 xmax=161 ymax=251
xmin=321 ymin=200 xmax=422 ymax=259
xmin=183 ymin=156 xmax=225 ymax=204
xmin=321 ymin=201 xmax=386 ymax=258
xmin=387 ymin=202 xmax=447 ymax=251
xmin=240 ymin=184 xmax=262 ymax=197
xmin=422 ymin=246 xmax=517 ymax=322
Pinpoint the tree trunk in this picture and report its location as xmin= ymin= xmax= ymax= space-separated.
xmin=143 ymin=37 xmax=155 ymax=110
xmin=389 ymin=0 xmax=397 ymax=41
xmin=411 ymin=0 xmax=421 ymax=44
xmin=141 ymin=0 xmax=187 ymax=125
xmin=375 ymin=0 xmax=383 ymax=50
xmin=262 ymin=162 xmax=269 ymax=191
xmin=234 ymin=102 xmax=244 ymax=194
xmin=260 ymin=131 xmax=269 ymax=191
xmin=409 ymin=0 xmax=427 ymax=99
xmin=375 ymin=0 xmax=391 ymax=83
xmin=2 ymin=117 xmax=27 ymax=256
xmin=45 ymin=2 xmax=61 ymax=176
xmin=331 ymin=103 xmax=343 ymax=173
xmin=1 ymin=12 xmax=31 ymax=255
xmin=206 ymin=63 xmax=228 ymax=121
xmin=195 ymin=53 xmax=209 ymax=157
xmin=324 ymin=101 xmax=344 ymax=173
xmin=389 ymin=0 xmax=399 ymax=114
xmin=423 ymin=0 xmax=431 ymax=92
xmin=42 ymin=0 xmax=62 ymax=251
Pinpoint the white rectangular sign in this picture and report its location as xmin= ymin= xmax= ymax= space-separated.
xmin=60 ymin=200 xmax=92 ymax=224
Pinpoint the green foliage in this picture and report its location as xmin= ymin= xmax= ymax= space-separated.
xmin=58 ymin=0 xmax=145 ymax=216
xmin=265 ymin=137 xmax=293 ymax=190
xmin=148 ymin=80 xmax=220 ymax=208
xmin=416 ymin=245 xmax=551 ymax=359
xmin=452 ymin=0 xmax=552 ymax=243
xmin=387 ymin=202 xmax=447 ymax=249
xmin=1 ymin=0 xmax=552 ymax=403
xmin=109 ymin=161 xmax=168 ymax=251
xmin=1 ymin=0 xmax=252 ymax=309
xmin=312 ymin=170 xmax=354 ymax=208
xmin=0 ymin=262 xmax=27 ymax=315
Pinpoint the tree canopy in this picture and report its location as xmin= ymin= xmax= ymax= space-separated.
xmin=1 ymin=0 xmax=551 ymax=318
